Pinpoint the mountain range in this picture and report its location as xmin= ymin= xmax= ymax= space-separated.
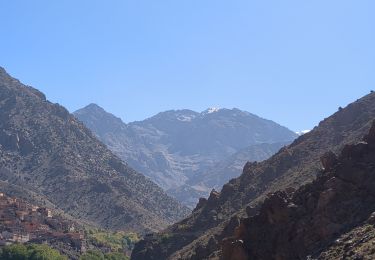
xmin=2 ymin=65 xmax=375 ymax=260
xmin=132 ymin=91 xmax=375 ymax=259
xmin=0 ymin=67 xmax=189 ymax=233
xmin=74 ymin=104 xmax=297 ymax=207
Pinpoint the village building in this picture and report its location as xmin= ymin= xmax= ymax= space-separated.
xmin=0 ymin=191 xmax=85 ymax=252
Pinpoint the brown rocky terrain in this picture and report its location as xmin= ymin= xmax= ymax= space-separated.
xmin=132 ymin=92 xmax=375 ymax=259
xmin=318 ymin=223 xmax=375 ymax=260
xmin=0 ymin=67 xmax=189 ymax=233
xmin=222 ymin=121 xmax=375 ymax=259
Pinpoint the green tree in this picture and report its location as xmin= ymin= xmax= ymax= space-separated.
xmin=0 ymin=244 xmax=67 ymax=260
xmin=80 ymin=250 xmax=105 ymax=260
xmin=0 ymin=244 xmax=29 ymax=260
xmin=105 ymin=252 xmax=129 ymax=260
xmin=79 ymin=250 xmax=128 ymax=260
xmin=27 ymin=244 xmax=67 ymax=260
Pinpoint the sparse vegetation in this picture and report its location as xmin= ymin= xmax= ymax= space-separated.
xmin=160 ymin=233 xmax=173 ymax=243
xmin=80 ymin=250 xmax=129 ymax=260
xmin=176 ymin=223 xmax=190 ymax=231
xmin=86 ymin=228 xmax=139 ymax=252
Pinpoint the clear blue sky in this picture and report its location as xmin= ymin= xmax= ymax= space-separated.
xmin=1 ymin=1 xmax=374 ymax=131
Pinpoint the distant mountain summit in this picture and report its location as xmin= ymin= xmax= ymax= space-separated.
xmin=0 ymin=67 xmax=189 ymax=233
xmin=201 ymin=107 xmax=221 ymax=114
xmin=75 ymin=105 xmax=298 ymax=207
xmin=74 ymin=103 xmax=127 ymax=136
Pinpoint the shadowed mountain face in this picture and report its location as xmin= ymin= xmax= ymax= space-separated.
xmin=131 ymin=92 xmax=375 ymax=260
xmin=0 ymin=67 xmax=189 ymax=233
xmin=74 ymin=105 xmax=297 ymax=207
xmin=222 ymin=122 xmax=375 ymax=260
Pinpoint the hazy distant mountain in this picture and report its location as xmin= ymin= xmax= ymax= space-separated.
xmin=188 ymin=141 xmax=292 ymax=188
xmin=168 ymin=141 xmax=291 ymax=206
xmin=75 ymin=105 xmax=297 ymax=207
xmin=0 ymin=67 xmax=189 ymax=233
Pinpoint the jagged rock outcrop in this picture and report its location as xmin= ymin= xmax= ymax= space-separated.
xmin=0 ymin=67 xmax=189 ymax=233
xmin=74 ymin=105 xmax=296 ymax=207
xmin=132 ymin=92 xmax=375 ymax=259
xmin=222 ymin=121 xmax=375 ymax=259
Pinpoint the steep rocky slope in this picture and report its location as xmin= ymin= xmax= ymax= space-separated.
xmin=222 ymin=122 xmax=375 ymax=259
xmin=132 ymin=92 xmax=375 ymax=259
xmin=74 ymin=105 xmax=297 ymax=207
xmin=0 ymin=67 xmax=189 ymax=233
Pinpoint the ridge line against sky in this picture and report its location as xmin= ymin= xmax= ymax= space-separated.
xmin=0 ymin=0 xmax=374 ymax=131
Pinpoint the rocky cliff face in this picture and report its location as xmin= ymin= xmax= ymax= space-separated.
xmin=222 ymin=121 xmax=375 ymax=260
xmin=131 ymin=92 xmax=375 ymax=259
xmin=0 ymin=67 xmax=189 ymax=233
xmin=74 ymin=105 xmax=297 ymax=207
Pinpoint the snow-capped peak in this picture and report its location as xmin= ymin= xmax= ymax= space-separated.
xmin=202 ymin=107 xmax=221 ymax=114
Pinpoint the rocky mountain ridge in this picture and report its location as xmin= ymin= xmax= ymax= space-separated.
xmin=0 ymin=67 xmax=189 ymax=233
xmin=74 ymin=104 xmax=297 ymax=207
xmin=222 ymin=121 xmax=375 ymax=259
